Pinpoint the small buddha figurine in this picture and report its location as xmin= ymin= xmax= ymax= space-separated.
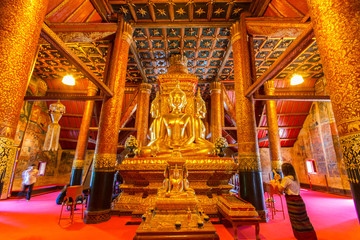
xmin=170 ymin=165 xmax=184 ymax=194
xmin=158 ymin=165 xmax=170 ymax=196
xmin=183 ymin=165 xmax=195 ymax=195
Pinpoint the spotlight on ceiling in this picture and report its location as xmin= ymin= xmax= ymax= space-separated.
xmin=62 ymin=75 xmax=75 ymax=86
xmin=290 ymin=74 xmax=304 ymax=86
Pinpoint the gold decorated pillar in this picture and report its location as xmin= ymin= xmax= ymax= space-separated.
xmin=264 ymin=80 xmax=283 ymax=176
xmin=135 ymin=83 xmax=152 ymax=147
xmin=70 ymin=82 xmax=98 ymax=186
xmin=231 ymin=13 xmax=267 ymax=221
xmin=210 ymin=82 xmax=223 ymax=142
xmin=0 ymin=0 xmax=48 ymax=199
xmin=84 ymin=18 xmax=133 ymax=224
xmin=308 ymin=0 xmax=360 ymax=221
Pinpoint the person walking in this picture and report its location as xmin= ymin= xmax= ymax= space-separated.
xmin=273 ymin=163 xmax=317 ymax=240
xmin=21 ymin=164 xmax=39 ymax=201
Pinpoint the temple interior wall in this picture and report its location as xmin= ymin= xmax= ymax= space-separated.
xmin=260 ymin=99 xmax=350 ymax=195
xmin=10 ymin=76 xmax=96 ymax=191
xmin=291 ymin=101 xmax=350 ymax=193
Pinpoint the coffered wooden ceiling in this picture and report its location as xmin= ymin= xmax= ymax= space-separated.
xmin=32 ymin=0 xmax=326 ymax=149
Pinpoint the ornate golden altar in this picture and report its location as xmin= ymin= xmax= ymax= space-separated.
xmin=113 ymin=156 xmax=237 ymax=215
xmin=112 ymin=55 xmax=238 ymax=217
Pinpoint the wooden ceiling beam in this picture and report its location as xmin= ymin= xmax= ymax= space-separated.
xmin=148 ymin=2 xmax=156 ymax=22
xmin=282 ymin=0 xmax=304 ymax=17
xmin=188 ymin=2 xmax=194 ymax=21
xmin=258 ymin=125 xmax=303 ymax=130
xmin=131 ymin=21 xmax=232 ymax=28
xmin=45 ymin=0 xmax=71 ymax=19
xmin=24 ymin=95 xmax=104 ymax=101
xmin=61 ymin=127 xmax=136 ymax=131
xmin=63 ymin=113 xmax=84 ymax=118
xmin=225 ymin=125 xmax=304 ymax=130
xmin=90 ymin=0 xmax=113 ymax=22
xmin=109 ymin=0 xmax=252 ymax=3
xmin=46 ymin=89 xmax=88 ymax=95
xmin=59 ymin=137 xmax=96 ymax=143
xmin=49 ymin=23 xmax=118 ymax=32
xmin=119 ymin=90 xmax=139 ymax=128
xmin=253 ymin=94 xmax=330 ymax=102
xmin=169 ymin=2 xmax=175 ymax=22
xmin=225 ymin=2 xmax=234 ymax=21
xmin=214 ymin=45 xmax=232 ymax=82
xmin=245 ymin=23 xmax=314 ymax=97
xmin=278 ymin=112 xmax=308 ymax=116
xmin=207 ymin=2 xmax=214 ymax=21
xmin=130 ymin=42 xmax=148 ymax=82
xmin=221 ymin=84 xmax=237 ymax=126
xmin=246 ymin=18 xmax=310 ymax=37
xmin=41 ymin=23 xmax=114 ymax=97
xmin=65 ymin=0 xmax=89 ymax=23
xmin=268 ymin=3 xmax=284 ymax=17
xmin=250 ymin=0 xmax=271 ymax=16
xmin=127 ymin=2 xmax=138 ymax=22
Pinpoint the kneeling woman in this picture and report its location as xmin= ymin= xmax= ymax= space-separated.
xmin=273 ymin=163 xmax=317 ymax=240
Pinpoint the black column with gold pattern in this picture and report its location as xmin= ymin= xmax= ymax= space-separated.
xmin=84 ymin=19 xmax=133 ymax=224
xmin=308 ymin=0 xmax=360 ymax=221
xmin=231 ymin=13 xmax=267 ymax=221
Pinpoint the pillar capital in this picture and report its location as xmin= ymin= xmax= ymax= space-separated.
xmin=119 ymin=19 xmax=133 ymax=45
xmin=231 ymin=21 xmax=241 ymax=44
xmin=87 ymin=81 xmax=98 ymax=94
xmin=139 ymin=83 xmax=152 ymax=94
xmin=210 ymin=81 xmax=221 ymax=94
xmin=264 ymin=80 xmax=275 ymax=95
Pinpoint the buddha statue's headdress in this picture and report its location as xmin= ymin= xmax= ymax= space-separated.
xmin=169 ymin=81 xmax=187 ymax=106
xmin=195 ymin=88 xmax=205 ymax=106
xmin=168 ymin=54 xmax=188 ymax=74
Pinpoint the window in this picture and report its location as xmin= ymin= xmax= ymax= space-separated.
xmin=306 ymin=159 xmax=316 ymax=174
xmin=38 ymin=161 xmax=47 ymax=176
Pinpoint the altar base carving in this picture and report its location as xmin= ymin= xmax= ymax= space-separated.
xmin=112 ymin=156 xmax=237 ymax=216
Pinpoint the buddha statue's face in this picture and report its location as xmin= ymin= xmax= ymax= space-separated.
xmin=169 ymin=92 xmax=186 ymax=111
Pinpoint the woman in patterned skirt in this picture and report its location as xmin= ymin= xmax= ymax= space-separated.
xmin=273 ymin=163 xmax=317 ymax=240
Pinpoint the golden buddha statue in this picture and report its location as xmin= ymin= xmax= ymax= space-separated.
xmin=148 ymin=92 xmax=162 ymax=146
xmin=140 ymin=84 xmax=214 ymax=157
xmin=194 ymin=89 xmax=214 ymax=152
xmin=139 ymin=83 xmax=214 ymax=157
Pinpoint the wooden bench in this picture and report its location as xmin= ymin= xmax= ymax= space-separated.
xmin=217 ymin=195 xmax=261 ymax=240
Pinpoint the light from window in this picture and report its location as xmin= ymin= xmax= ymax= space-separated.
xmin=306 ymin=159 xmax=316 ymax=174
xmin=38 ymin=161 xmax=47 ymax=176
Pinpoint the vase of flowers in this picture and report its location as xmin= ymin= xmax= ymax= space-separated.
xmin=214 ymin=137 xmax=228 ymax=157
xmin=125 ymin=135 xmax=138 ymax=158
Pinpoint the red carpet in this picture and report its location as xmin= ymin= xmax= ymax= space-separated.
xmin=0 ymin=189 xmax=359 ymax=239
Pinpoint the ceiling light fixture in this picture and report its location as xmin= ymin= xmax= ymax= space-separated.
xmin=62 ymin=75 xmax=75 ymax=86
xmin=290 ymin=74 xmax=304 ymax=86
